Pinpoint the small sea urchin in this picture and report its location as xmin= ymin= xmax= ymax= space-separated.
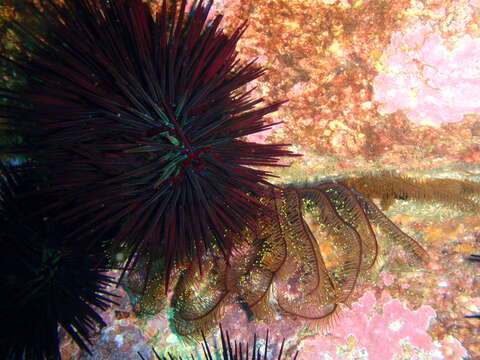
xmin=0 ymin=0 xmax=296 ymax=286
xmin=0 ymin=163 xmax=117 ymax=359
xmin=138 ymin=324 xmax=299 ymax=360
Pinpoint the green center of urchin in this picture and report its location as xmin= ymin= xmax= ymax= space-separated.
xmin=153 ymin=146 xmax=213 ymax=188
xmin=34 ymin=247 xmax=65 ymax=282
xmin=123 ymin=106 xmax=220 ymax=188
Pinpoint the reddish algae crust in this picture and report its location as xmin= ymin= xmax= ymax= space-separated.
xmin=220 ymin=0 xmax=480 ymax=171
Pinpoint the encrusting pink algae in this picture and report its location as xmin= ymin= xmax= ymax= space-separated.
xmin=374 ymin=23 xmax=480 ymax=126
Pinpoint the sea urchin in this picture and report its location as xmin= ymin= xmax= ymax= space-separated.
xmin=0 ymin=0 xmax=297 ymax=286
xmin=0 ymin=163 xmax=117 ymax=360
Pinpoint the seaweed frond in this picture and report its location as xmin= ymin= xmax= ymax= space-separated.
xmin=170 ymin=180 xmax=429 ymax=337
xmin=344 ymin=172 xmax=480 ymax=212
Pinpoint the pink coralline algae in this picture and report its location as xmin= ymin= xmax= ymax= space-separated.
xmin=300 ymin=290 xmax=467 ymax=360
xmin=78 ymin=322 xmax=151 ymax=360
xmin=380 ymin=271 xmax=395 ymax=287
xmin=373 ymin=23 xmax=480 ymax=126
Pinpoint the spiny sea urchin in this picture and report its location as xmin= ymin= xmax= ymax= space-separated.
xmin=138 ymin=324 xmax=299 ymax=360
xmin=0 ymin=163 xmax=117 ymax=359
xmin=0 ymin=0 xmax=297 ymax=287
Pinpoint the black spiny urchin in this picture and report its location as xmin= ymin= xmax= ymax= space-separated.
xmin=0 ymin=0 xmax=297 ymax=287
xmin=138 ymin=324 xmax=299 ymax=360
xmin=0 ymin=163 xmax=117 ymax=360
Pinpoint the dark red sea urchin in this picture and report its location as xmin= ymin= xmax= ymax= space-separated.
xmin=0 ymin=0 xmax=296 ymax=286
